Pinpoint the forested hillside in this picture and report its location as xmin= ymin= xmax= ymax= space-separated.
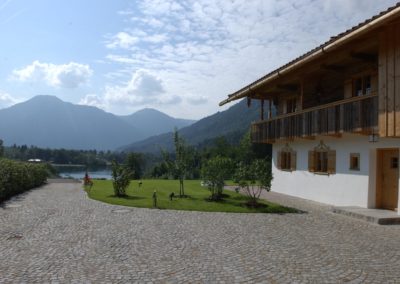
xmin=120 ymin=99 xmax=262 ymax=153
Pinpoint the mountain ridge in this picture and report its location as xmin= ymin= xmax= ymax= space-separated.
xmin=119 ymin=99 xmax=260 ymax=153
xmin=119 ymin=107 xmax=195 ymax=138
xmin=0 ymin=95 xmax=195 ymax=150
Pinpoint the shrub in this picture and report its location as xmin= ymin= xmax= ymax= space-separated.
xmin=0 ymin=158 xmax=49 ymax=202
xmin=111 ymin=161 xmax=131 ymax=197
xmin=201 ymin=156 xmax=233 ymax=200
xmin=234 ymin=158 xmax=273 ymax=206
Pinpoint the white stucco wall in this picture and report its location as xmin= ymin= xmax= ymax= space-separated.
xmin=271 ymin=134 xmax=400 ymax=208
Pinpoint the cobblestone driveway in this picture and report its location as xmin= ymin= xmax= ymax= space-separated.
xmin=1 ymin=180 xmax=400 ymax=283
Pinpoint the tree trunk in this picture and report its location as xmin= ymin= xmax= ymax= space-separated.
xmin=179 ymin=179 xmax=183 ymax=197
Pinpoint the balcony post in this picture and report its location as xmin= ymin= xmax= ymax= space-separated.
xmin=299 ymin=79 xmax=304 ymax=111
xmin=339 ymin=103 xmax=344 ymax=133
xmin=260 ymin=99 xmax=264 ymax=121
xmin=251 ymin=94 xmax=378 ymax=144
xmin=268 ymin=99 xmax=272 ymax=119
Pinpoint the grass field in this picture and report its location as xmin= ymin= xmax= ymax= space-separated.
xmin=86 ymin=179 xmax=297 ymax=213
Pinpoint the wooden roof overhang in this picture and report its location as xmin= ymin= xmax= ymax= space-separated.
xmin=219 ymin=3 xmax=400 ymax=106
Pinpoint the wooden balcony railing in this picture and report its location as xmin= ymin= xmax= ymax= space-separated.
xmin=251 ymin=94 xmax=378 ymax=143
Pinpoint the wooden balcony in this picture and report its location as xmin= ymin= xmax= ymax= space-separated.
xmin=251 ymin=93 xmax=378 ymax=143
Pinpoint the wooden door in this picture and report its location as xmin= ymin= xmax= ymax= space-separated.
xmin=377 ymin=149 xmax=399 ymax=210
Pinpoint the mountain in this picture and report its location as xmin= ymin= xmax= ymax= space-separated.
xmin=0 ymin=96 xmax=194 ymax=151
xmin=119 ymin=108 xmax=195 ymax=138
xmin=0 ymin=95 xmax=144 ymax=150
xmin=120 ymin=99 xmax=261 ymax=153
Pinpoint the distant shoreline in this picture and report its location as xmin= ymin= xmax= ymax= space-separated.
xmin=51 ymin=164 xmax=86 ymax=167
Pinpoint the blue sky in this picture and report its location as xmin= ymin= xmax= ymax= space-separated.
xmin=0 ymin=0 xmax=398 ymax=119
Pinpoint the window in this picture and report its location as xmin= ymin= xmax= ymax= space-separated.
xmin=286 ymin=97 xmax=297 ymax=114
xmin=364 ymin=76 xmax=371 ymax=95
xmin=316 ymin=151 xmax=328 ymax=172
xmin=277 ymin=144 xmax=296 ymax=171
xmin=353 ymin=75 xmax=372 ymax=97
xmin=354 ymin=78 xmax=363 ymax=96
xmin=349 ymin=153 xmax=360 ymax=171
xmin=308 ymin=141 xmax=336 ymax=174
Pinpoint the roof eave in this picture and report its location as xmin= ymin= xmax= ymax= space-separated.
xmin=219 ymin=4 xmax=400 ymax=106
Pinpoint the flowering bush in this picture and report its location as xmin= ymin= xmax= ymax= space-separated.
xmin=83 ymin=171 xmax=93 ymax=187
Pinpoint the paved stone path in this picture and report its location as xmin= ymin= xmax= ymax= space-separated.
xmin=1 ymin=181 xmax=400 ymax=283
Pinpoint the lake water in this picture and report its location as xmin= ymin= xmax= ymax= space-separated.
xmin=58 ymin=169 xmax=112 ymax=180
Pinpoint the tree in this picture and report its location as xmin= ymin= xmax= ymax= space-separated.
xmin=201 ymin=156 xmax=233 ymax=200
xmin=236 ymin=131 xmax=272 ymax=165
xmin=111 ymin=161 xmax=131 ymax=197
xmin=0 ymin=139 xmax=3 ymax=158
xmin=125 ymin=152 xmax=144 ymax=179
xmin=150 ymin=162 xmax=169 ymax=178
xmin=234 ymin=158 xmax=273 ymax=206
xmin=163 ymin=130 xmax=192 ymax=197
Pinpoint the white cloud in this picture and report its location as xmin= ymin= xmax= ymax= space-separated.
xmin=79 ymin=94 xmax=105 ymax=109
xmin=104 ymin=69 xmax=180 ymax=107
xmin=159 ymin=95 xmax=182 ymax=105
xmin=143 ymin=33 xmax=168 ymax=44
xmin=187 ymin=95 xmax=207 ymax=105
xmin=124 ymin=69 xmax=164 ymax=98
xmin=106 ymin=30 xmax=167 ymax=50
xmin=106 ymin=31 xmax=139 ymax=49
xmin=104 ymin=0 xmax=398 ymax=118
xmin=12 ymin=60 xmax=93 ymax=88
xmin=0 ymin=91 xmax=18 ymax=108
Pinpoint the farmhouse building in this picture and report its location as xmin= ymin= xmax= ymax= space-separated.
xmin=220 ymin=4 xmax=400 ymax=212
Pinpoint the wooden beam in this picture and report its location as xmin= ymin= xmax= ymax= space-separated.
xmin=280 ymin=138 xmax=295 ymax=143
xmin=247 ymin=97 xmax=252 ymax=108
xmin=387 ymin=24 xmax=395 ymax=137
xmin=323 ymin=133 xmax=342 ymax=138
xmin=378 ymin=30 xmax=388 ymax=137
xmin=395 ymin=22 xmax=400 ymax=136
xmin=260 ymin=99 xmax=264 ymax=121
xmin=268 ymin=100 xmax=272 ymax=119
xmin=276 ymin=83 xmax=299 ymax=92
xmin=358 ymin=129 xmax=376 ymax=136
xmin=321 ymin=64 xmax=346 ymax=72
xmin=299 ymin=80 xmax=304 ymax=111
xmin=299 ymin=136 xmax=316 ymax=140
xmin=350 ymin=52 xmax=378 ymax=63
xmin=252 ymin=91 xmax=276 ymax=99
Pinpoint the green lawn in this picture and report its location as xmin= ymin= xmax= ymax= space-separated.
xmin=86 ymin=179 xmax=297 ymax=213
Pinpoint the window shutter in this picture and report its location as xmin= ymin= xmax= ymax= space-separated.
xmin=327 ymin=150 xmax=336 ymax=174
xmin=308 ymin=150 xmax=315 ymax=172
xmin=277 ymin=151 xmax=282 ymax=169
xmin=290 ymin=151 xmax=297 ymax=171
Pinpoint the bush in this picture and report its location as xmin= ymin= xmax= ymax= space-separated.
xmin=111 ymin=161 xmax=131 ymax=197
xmin=234 ymin=158 xmax=273 ymax=206
xmin=201 ymin=156 xmax=233 ymax=200
xmin=0 ymin=158 xmax=49 ymax=202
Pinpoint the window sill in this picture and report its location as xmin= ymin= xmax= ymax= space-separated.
xmin=311 ymin=171 xmax=331 ymax=176
xmin=280 ymin=169 xmax=294 ymax=172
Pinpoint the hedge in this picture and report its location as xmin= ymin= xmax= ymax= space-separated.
xmin=0 ymin=158 xmax=49 ymax=202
